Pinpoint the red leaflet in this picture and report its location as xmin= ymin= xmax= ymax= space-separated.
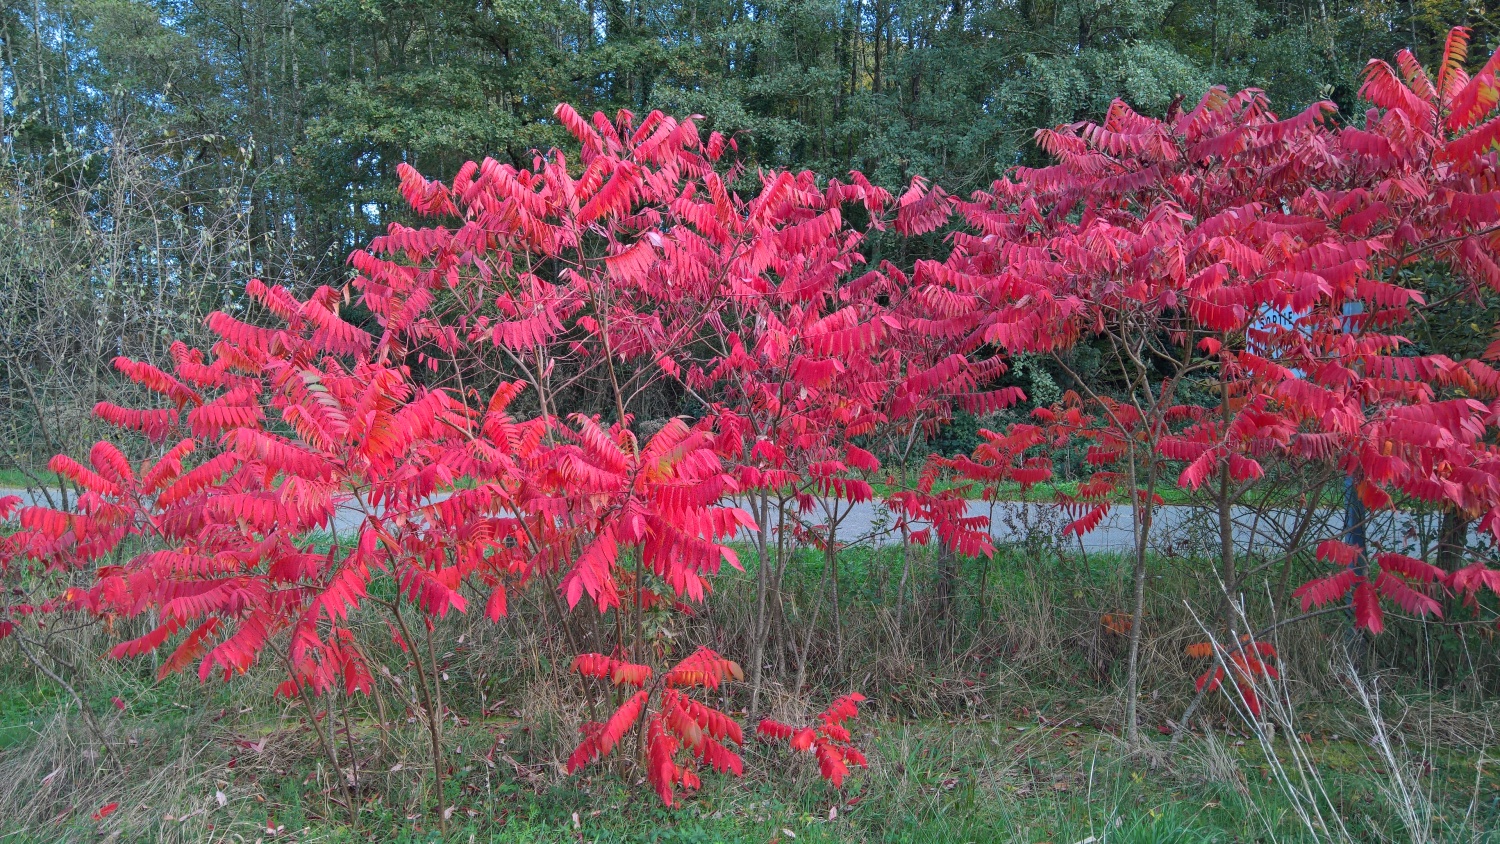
xmin=1063 ymin=503 xmax=1110 ymax=537
xmin=790 ymin=727 xmax=816 ymax=752
xmin=645 ymin=718 xmax=681 ymax=805
xmin=895 ymin=176 xmax=953 ymax=236
xmin=1294 ymin=570 xmax=1361 ymax=612
xmin=599 ymin=690 xmax=648 ymax=755
xmin=157 ymin=618 xmax=223 ymax=680
xmin=1353 ymin=581 xmax=1385 ymax=634
xmin=112 ymin=357 xmax=202 ymax=408
xmin=573 ymin=653 xmax=653 ymax=687
xmin=665 ymin=647 xmax=744 ymax=689
xmin=845 ymin=445 xmax=880 ymax=473
xmin=757 ymin=719 xmax=795 ymax=740
xmin=680 ymin=696 xmax=744 ymax=744
xmin=1316 ymin=540 xmax=1361 ymax=567
xmin=93 ymin=402 xmax=177 ymax=441
xmin=821 ymin=693 xmax=867 ymax=725
xmin=1375 ymin=571 xmax=1442 ymax=617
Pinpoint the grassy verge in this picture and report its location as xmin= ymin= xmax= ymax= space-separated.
xmin=0 ymin=536 xmax=1496 ymax=841
xmin=0 ymin=674 xmax=1495 ymax=843
xmin=0 ymin=468 xmax=61 ymax=489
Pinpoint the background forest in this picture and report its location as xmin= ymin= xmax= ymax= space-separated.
xmin=5 ymin=0 xmax=1500 ymax=469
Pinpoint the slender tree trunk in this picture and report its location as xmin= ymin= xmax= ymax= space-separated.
xmin=794 ymin=559 xmax=828 ymax=698
xmin=340 ymin=695 xmax=360 ymax=822
xmin=749 ymin=491 xmax=772 ymax=718
xmin=1123 ymin=457 xmax=1161 ymax=747
xmin=894 ymin=531 xmax=912 ymax=641
xmin=275 ymin=640 xmax=354 ymax=824
xmin=827 ymin=533 xmax=843 ymax=667
xmin=934 ymin=544 xmax=956 ymax=658
xmin=1218 ymin=365 xmax=1238 ymax=644
xmin=13 ymin=634 xmax=120 ymax=770
xmin=772 ymin=498 xmax=791 ymax=677
xmin=1219 ymin=463 xmax=1238 ymax=636
xmin=1275 ymin=481 xmax=1325 ymax=608
xmin=390 ymin=602 xmax=446 ymax=833
xmin=1344 ymin=468 xmax=1370 ymax=672
xmin=1436 ymin=505 xmax=1469 ymax=573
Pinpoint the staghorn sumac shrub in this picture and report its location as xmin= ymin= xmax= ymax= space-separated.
xmin=921 ymin=26 xmax=1500 ymax=739
xmin=759 ymin=693 xmax=869 ymax=787
xmin=0 ymin=102 xmax=883 ymax=816
xmin=1185 ymin=638 xmax=1281 ymax=718
xmin=567 ymin=648 xmax=746 ymax=805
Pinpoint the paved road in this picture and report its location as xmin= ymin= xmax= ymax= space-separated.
xmin=2 ymin=485 xmax=1433 ymax=556
xmin=731 ymin=495 xmax=1430 ymax=556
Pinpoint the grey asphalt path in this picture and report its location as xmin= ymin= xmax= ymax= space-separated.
xmin=3 ymin=485 xmax=1430 ymax=556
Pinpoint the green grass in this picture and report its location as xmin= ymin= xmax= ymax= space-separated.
xmin=0 ymin=468 xmax=60 ymax=489
xmin=865 ymin=477 xmax=1352 ymax=508
xmin=0 ymin=659 xmax=1495 ymax=843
